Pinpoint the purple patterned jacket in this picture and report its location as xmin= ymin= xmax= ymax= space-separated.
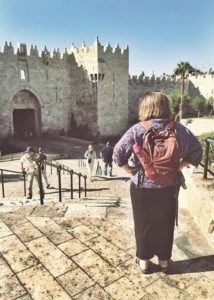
xmin=113 ymin=119 xmax=203 ymax=189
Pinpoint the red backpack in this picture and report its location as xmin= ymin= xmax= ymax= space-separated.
xmin=133 ymin=121 xmax=181 ymax=184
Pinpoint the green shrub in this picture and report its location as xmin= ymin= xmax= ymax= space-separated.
xmin=205 ymin=96 xmax=214 ymax=116
xmin=191 ymin=96 xmax=204 ymax=117
xmin=198 ymin=132 xmax=214 ymax=167
xmin=169 ymin=93 xmax=190 ymax=117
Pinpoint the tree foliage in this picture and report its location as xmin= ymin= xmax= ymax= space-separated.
xmin=173 ymin=61 xmax=193 ymax=119
xmin=191 ymin=96 xmax=204 ymax=117
xmin=173 ymin=61 xmax=193 ymax=77
xmin=169 ymin=93 xmax=190 ymax=116
xmin=205 ymin=96 xmax=214 ymax=116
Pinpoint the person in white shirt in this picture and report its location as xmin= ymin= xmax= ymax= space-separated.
xmin=84 ymin=145 xmax=97 ymax=182
xmin=20 ymin=146 xmax=44 ymax=199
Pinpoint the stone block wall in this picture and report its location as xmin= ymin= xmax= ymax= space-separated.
xmin=180 ymin=167 xmax=214 ymax=248
xmin=0 ymin=42 xmax=73 ymax=137
xmin=187 ymin=74 xmax=214 ymax=100
xmin=128 ymin=76 xmax=182 ymax=122
xmin=96 ymin=42 xmax=129 ymax=136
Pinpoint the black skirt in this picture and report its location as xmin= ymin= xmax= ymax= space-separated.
xmin=130 ymin=182 xmax=176 ymax=261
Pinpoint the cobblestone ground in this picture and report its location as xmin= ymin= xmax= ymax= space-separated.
xmin=0 ymin=159 xmax=214 ymax=299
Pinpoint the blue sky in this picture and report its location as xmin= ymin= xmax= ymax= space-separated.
xmin=0 ymin=0 xmax=213 ymax=76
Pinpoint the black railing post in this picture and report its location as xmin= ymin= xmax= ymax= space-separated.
xmin=23 ymin=172 xmax=26 ymax=197
xmin=51 ymin=158 xmax=52 ymax=175
xmin=57 ymin=165 xmax=62 ymax=202
xmin=70 ymin=170 xmax=73 ymax=199
xmin=203 ymin=138 xmax=210 ymax=179
xmin=37 ymin=160 xmax=44 ymax=205
xmin=84 ymin=175 xmax=87 ymax=197
xmin=1 ymin=170 xmax=5 ymax=198
xmin=78 ymin=173 xmax=81 ymax=198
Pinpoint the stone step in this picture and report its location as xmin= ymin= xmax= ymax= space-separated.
xmin=0 ymin=196 xmax=121 ymax=207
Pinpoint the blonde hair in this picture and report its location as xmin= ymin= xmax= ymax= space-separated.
xmin=139 ymin=92 xmax=172 ymax=121
xmin=88 ymin=144 xmax=94 ymax=150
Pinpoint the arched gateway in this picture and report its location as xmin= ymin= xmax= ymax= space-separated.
xmin=12 ymin=90 xmax=42 ymax=139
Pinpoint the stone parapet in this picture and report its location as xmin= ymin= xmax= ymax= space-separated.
xmin=179 ymin=166 xmax=214 ymax=248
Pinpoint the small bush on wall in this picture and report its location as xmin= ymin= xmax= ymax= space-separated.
xmin=199 ymin=132 xmax=214 ymax=167
xmin=191 ymin=97 xmax=204 ymax=117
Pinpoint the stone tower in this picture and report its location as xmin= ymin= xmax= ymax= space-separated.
xmin=68 ymin=36 xmax=129 ymax=136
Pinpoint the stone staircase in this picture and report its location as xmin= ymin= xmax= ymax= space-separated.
xmin=181 ymin=118 xmax=214 ymax=136
xmin=0 ymin=196 xmax=121 ymax=208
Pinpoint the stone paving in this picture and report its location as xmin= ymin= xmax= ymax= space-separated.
xmin=0 ymin=159 xmax=214 ymax=299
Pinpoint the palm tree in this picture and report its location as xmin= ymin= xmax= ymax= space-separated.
xmin=173 ymin=62 xmax=193 ymax=119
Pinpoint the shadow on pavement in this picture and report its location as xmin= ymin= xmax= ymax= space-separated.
xmin=168 ymin=255 xmax=214 ymax=275
xmin=136 ymin=255 xmax=214 ymax=275
xmin=45 ymin=187 xmax=110 ymax=195
xmin=1 ymin=173 xmax=24 ymax=183
xmin=94 ymin=176 xmax=130 ymax=182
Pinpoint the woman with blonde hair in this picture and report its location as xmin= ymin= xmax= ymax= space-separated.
xmin=114 ymin=92 xmax=202 ymax=274
xmin=84 ymin=144 xmax=97 ymax=182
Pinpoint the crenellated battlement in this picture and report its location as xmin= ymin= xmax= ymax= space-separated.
xmin=1 ymin=41 xmax=68 ymax=60
xmin=129 ymin=73 xmax=214 ymax=89
xmin=3 ymin=41 xmax=14 ymax=54
xmin=68 ymin=36 xmax=128 ymax=56
xmin=1 ymin=37 xmax=128 ymax=63
xmin=129 ymin=74 xmax=181 ymax=86
xmin=187 ymin=73 xmax=214 ymax=80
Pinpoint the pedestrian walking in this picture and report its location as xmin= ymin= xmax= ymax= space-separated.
xmin=113 ymin=92 xmax=202 ymax=274
xmin=84 ymin=145 xmax=97 ymax=182
xmin=39 ymin=147 xmax=50 ymax=189
xmin=100 ymin=142 xmax=114 ymax=176
xmin=20 ymin=146 xmax=44 ymax=199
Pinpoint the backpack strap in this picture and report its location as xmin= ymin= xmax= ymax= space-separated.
xmin=165 ymin=121 xmax=175 ymax=130
xmin=141 ymin=121 xmax=153 ymax=130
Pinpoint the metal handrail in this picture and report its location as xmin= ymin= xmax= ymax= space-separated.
xmin=40 ymin=159 xmax=87 ymax=204
xmin=50 ymin=159 xmax=86 ymax=177
xmin=0 ymin=168 xmax=26 ymax=198
xmin=78 ymin=157 xmax=86 ymax=168
xmin=203 ymin=138 xmax=214 ymax=179
xmin=0 ymin=159 xmax=87 ymax=203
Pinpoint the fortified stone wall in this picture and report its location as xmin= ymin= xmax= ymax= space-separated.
xmin=128 ymin=75 xmax=182 ymax=122
xmin=187 ymin=74 xmax=214 ymax=100
xmin=1 ymin=38 xmax=214 ymax=139
xmin=0 ymin=42 xmax=74 ymax=137
xmin=128 ymin=73 xmax=214 ymax=123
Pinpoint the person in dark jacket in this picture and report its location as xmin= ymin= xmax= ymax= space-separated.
xmin=100 ymin=142 xmax=114 ymax=176
xmin=113 ymin=92 xmax=203 ymax=274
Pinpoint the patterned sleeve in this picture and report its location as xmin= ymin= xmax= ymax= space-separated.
xmin=113 ymin=127 xmax=135 ymax=167
xmin=183 ymin=129 xmax=203 ymax=166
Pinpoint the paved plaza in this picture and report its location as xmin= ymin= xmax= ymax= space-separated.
xmin=0 ymin=159 xmax=214 ymax=299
